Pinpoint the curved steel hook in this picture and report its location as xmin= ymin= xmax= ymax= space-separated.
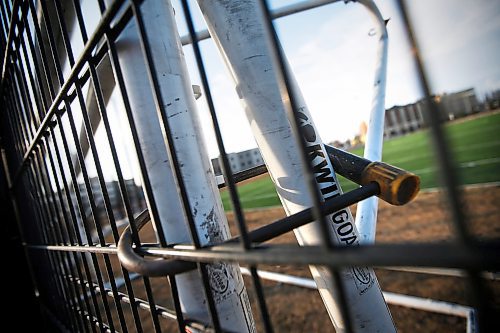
xmin=117 ymin=210 xmax=196 ymax=277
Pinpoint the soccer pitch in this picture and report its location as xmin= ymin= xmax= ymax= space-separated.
xmin=221 ymin=112 xmax=500 ymax=210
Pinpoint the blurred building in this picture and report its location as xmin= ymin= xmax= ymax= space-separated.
xmin=384 ymin=88 xmax=481 ymax=139
xmin=69 ymin=177 xmax=145 ymax=223
xmin=210 ymin=88 xmax=484 ymax=165
xmin=485 ymin=88 xmax=500 ymax=110
xmin=437 ymin=88 xmax=480 ymax=120
xmin=211 ymin=147 xmax=263 ymax=175
xmin=384 ymin=100 xmax=426 ymax=138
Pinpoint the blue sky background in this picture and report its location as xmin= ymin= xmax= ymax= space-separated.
xmin=168 ymin=0 xmax=500 ymax=157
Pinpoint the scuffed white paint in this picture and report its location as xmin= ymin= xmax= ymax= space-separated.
xmin=115 ymin=1 xmax=254 ymax=331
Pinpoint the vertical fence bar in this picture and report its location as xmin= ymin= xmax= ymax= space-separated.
xmin=27 ymin=0 xmax=57 ymax=104
xmin=49 ymin=121 xmax=103 ymax=333
xmin=55 ymin=108 xmax=108 ymax=331
xmin=51 ymin=3 xmax=130 ymax=331
xmin=21 ymin=9 xmax=49 ymax=120
xmin=28 ymin=8 xmax=108 ymax=328
xmin=44 ymin=131 xmax=98 ymax=333
xmin=26 ymin=152 xmax=80 ymax=330
xmin=17 ymin=25 xmax=43 ymax=128
xmin=40 ymin=3 xmax=119 ymax=328
xmin=396 ymin=1 xmax=497 ymax=331
xmin=35 ymin=143 xmax=91 ymax=332
xmin=9 ymin=67 xmax=34 ymax=147
xmin=4 ymin=78 xmax=26 ymax=162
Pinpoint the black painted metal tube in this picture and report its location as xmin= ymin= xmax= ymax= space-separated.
xmin=325 ymin=145 xmax=420 ymax=205
xmin=219 ymin=145 xmax=420 ymax=205
xmin=117 ymin=183 xmax=380 ymax=277
xmin=325 ymin=145 xmax=370 ymax=184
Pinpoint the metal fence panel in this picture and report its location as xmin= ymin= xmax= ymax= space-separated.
xmin=1 ymin=0 xmax=498 ymax=332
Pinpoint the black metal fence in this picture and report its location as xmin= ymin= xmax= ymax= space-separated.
xmin=0 ymin=0 xmax=498 ymax=332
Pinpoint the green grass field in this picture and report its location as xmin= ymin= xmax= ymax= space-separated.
xmin=221 ymin=112 xmax=500 ymax=210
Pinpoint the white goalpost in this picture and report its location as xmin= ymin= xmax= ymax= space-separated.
xmin=113 ymin=1 xmax=255 ymax=331
xmin=195 ymin=0 xmax=395 ymax=331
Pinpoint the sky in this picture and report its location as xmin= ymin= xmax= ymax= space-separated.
xmin=168 ymin=0 xmax=500 ymax=158
xmin=65 ymin=0 xmax=500 ymax=181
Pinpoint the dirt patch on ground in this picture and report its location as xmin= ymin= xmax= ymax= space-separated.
xmin=224 ymin=184 xmax=500 ymax=332
xmin=228 ymin=183 xmax=500 ymax=243
xmin=110 ymin=184 xmax=499 ymax=332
